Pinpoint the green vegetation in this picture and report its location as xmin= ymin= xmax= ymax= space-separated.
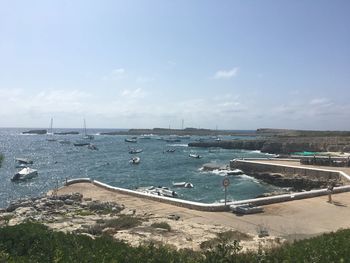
xmin=1 ymin=222 xmax=350 ymax=262
xmin=0 ymin=154 xmax=3 ymax=167
xmin=151 ymin=222 xmax=172 ymax=232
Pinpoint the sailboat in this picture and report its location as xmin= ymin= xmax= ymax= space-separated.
xmin=73 ymin=119 xmax=94 ymax=146
xmin=47 ymin=118 xmax=57 ymax=141
xmin=82 ymin=119 xmax=94 ymax=140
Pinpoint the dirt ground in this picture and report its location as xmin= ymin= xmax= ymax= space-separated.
xmin=57 ymin=182 xmax=350 ymax=244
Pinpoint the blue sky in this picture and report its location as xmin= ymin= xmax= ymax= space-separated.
xmin=0 ymin=0 xmax=349 ymax=130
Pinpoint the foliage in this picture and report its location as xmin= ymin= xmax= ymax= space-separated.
xmin=151 ymin=222 xmax=172 ymax=232
xmin=200 ymin=230 xmax=251 ymax=250
xmin=1 ymin=223 xmax=350 ymax=262
xmin=103 ymin=215 xmax=142 ymax=230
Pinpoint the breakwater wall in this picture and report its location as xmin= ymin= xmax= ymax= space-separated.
xmin=64 ymin=173 xmax=350 ymax=212
xmin=230 ymin=159 xmax=350 ymax=183
xmin=65 ymin=178 xmax=227 ymax=212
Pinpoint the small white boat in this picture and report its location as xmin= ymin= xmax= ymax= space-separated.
xmin=189 ymin=153 xmax=202 ymax=159
xmin=172 ymin=182 xmax=194 ymax=188
xmin=129 ymin=148 xmax=143 ymax=154
xmin=130 ymin=156 xmax=140 ymax=164
xmin=125 ymin=137 xmax=137 ymax=143
xmin=12 ymin=167 xmax=38 ymax=181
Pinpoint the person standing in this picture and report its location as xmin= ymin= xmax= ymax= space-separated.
xmin=327 ymin=183 xmax=334 ymax=203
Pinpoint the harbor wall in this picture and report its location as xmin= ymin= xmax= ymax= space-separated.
xmin=65 ymin=178 xmax=227 ymax=212
xmin=64 ymin=173 xmax=350 ymax=212
xmin=230 ymin=159 xmax=350 ymax=183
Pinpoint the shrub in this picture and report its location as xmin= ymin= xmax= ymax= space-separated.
xmin=103 ymin=215 xmax=142 ymax=230
xmin=151 ymin=222 xmax=172 ymax=232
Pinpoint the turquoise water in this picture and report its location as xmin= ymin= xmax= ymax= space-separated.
xmin=0 ymin=128 xmax=280 ymax=208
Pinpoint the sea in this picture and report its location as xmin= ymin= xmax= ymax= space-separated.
xmin=0 ymin=128 xmax=281 ymax=208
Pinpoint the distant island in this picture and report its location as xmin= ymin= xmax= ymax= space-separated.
xmin=22 ymin=129 xmax=47 ymax=135
xmin=22 ymin=129 xmax=79 ymax=135
xmin=189 ymin=128 xmax=350 ymax=154
xmin=100 ymin=127 xmax=255 ymax=136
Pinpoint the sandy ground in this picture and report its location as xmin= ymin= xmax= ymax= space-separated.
xmin=57 ymin=182 xmax=350 ymax=250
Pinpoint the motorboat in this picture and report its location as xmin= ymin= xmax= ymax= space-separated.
xmin=87 ymin=144 xmax=98 ymax=150
xmin=15 ymin=158 xmax=33 ymax=165
xmin=136 ymin=186 xmax=178 ymax=198
xmin=73 ymin=141 xmax=90 ymax=147
xmin=165 ymin=138 xmax=181 ymax=143
xmin=15 ymin=157 xmax=33 ymax=167
xmin=189 ymin=153 xmax=202 ymax=159
xmin=129 ymin=148 xmax=143 ymax=154
xmin=125 ymin=137 xmax=137 ymax=143
xmin=12 ymin=167 xmax=38 ymax=181
xmin=172 ymin=182 xmax=194 ymax=188
xmin=130 ymin=156 xmax=140 ymax=164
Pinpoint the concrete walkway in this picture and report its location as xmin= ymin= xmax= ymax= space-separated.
xmin=58 ymin=182 xmax=350 ymax=241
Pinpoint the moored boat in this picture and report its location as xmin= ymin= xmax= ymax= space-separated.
xmin=129 ymin=148 xmax=143 ymax=154
xmin=189 ymin=153 xmax=202 ymax=159
xmin=130 ymin=156 xmax=141 ymax=164
xmin=172 ymin=182 xmax=194 ymax=188
xmin=12 ymin=167 xmax=38 ymax=181
xmin=125 ymin=137 xmax=137 ymax=143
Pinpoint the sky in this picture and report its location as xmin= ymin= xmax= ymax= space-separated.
xmin=0 ymin=0 xmax=350 ymax=130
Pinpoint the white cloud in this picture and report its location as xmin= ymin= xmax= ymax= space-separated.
xmin=112 ymin=68 xmax=125 ymax=75
xmin=121 ymin=88 xmax=145 ymax=99
xmin=102 ymin=68 xmax=126 ymax=81
xmin=213 ymin=67 xmax=239 ymax=79
xmin=309 ymin=98 xmax=332 ymax=106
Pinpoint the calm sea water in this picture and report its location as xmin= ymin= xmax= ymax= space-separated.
xmin=0 ymin=128 xmax=280 ymax=208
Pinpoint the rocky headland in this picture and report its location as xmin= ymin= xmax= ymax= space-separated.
xmin=189 ymin=136 xmax=350 ymax=154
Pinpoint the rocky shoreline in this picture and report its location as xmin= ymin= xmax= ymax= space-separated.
xmin=0 ymin=191 xmax=280 ymax=251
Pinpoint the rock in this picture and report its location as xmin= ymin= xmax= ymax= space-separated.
xmin=64 ymin=199 xmax=75 ymax=205
xmin=167 ymin=214 xmax=180 ymax=221
xmin=43 ymin=200 xmax=64 ymax=207
xmin=56 ymin=193 xmax=83 ymax=202
xmin=6 ymin=200 xmax=33 ymax=212
xmin=201 ymin=163 xmax=228 ymax=171
xmin=15 ymin=207 xmax=37 ymax=217
xmin=83 ymin=197 xmax=92 ymax=201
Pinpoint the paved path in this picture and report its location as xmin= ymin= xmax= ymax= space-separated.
xmin=58 ymin=182 xmax=350 ymax=240
xmin=251 ymin=159 xmax=350 ymax=176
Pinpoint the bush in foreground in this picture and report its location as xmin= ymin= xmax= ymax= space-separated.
xmin=1 ymin=223 xmax=350 ymax=262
